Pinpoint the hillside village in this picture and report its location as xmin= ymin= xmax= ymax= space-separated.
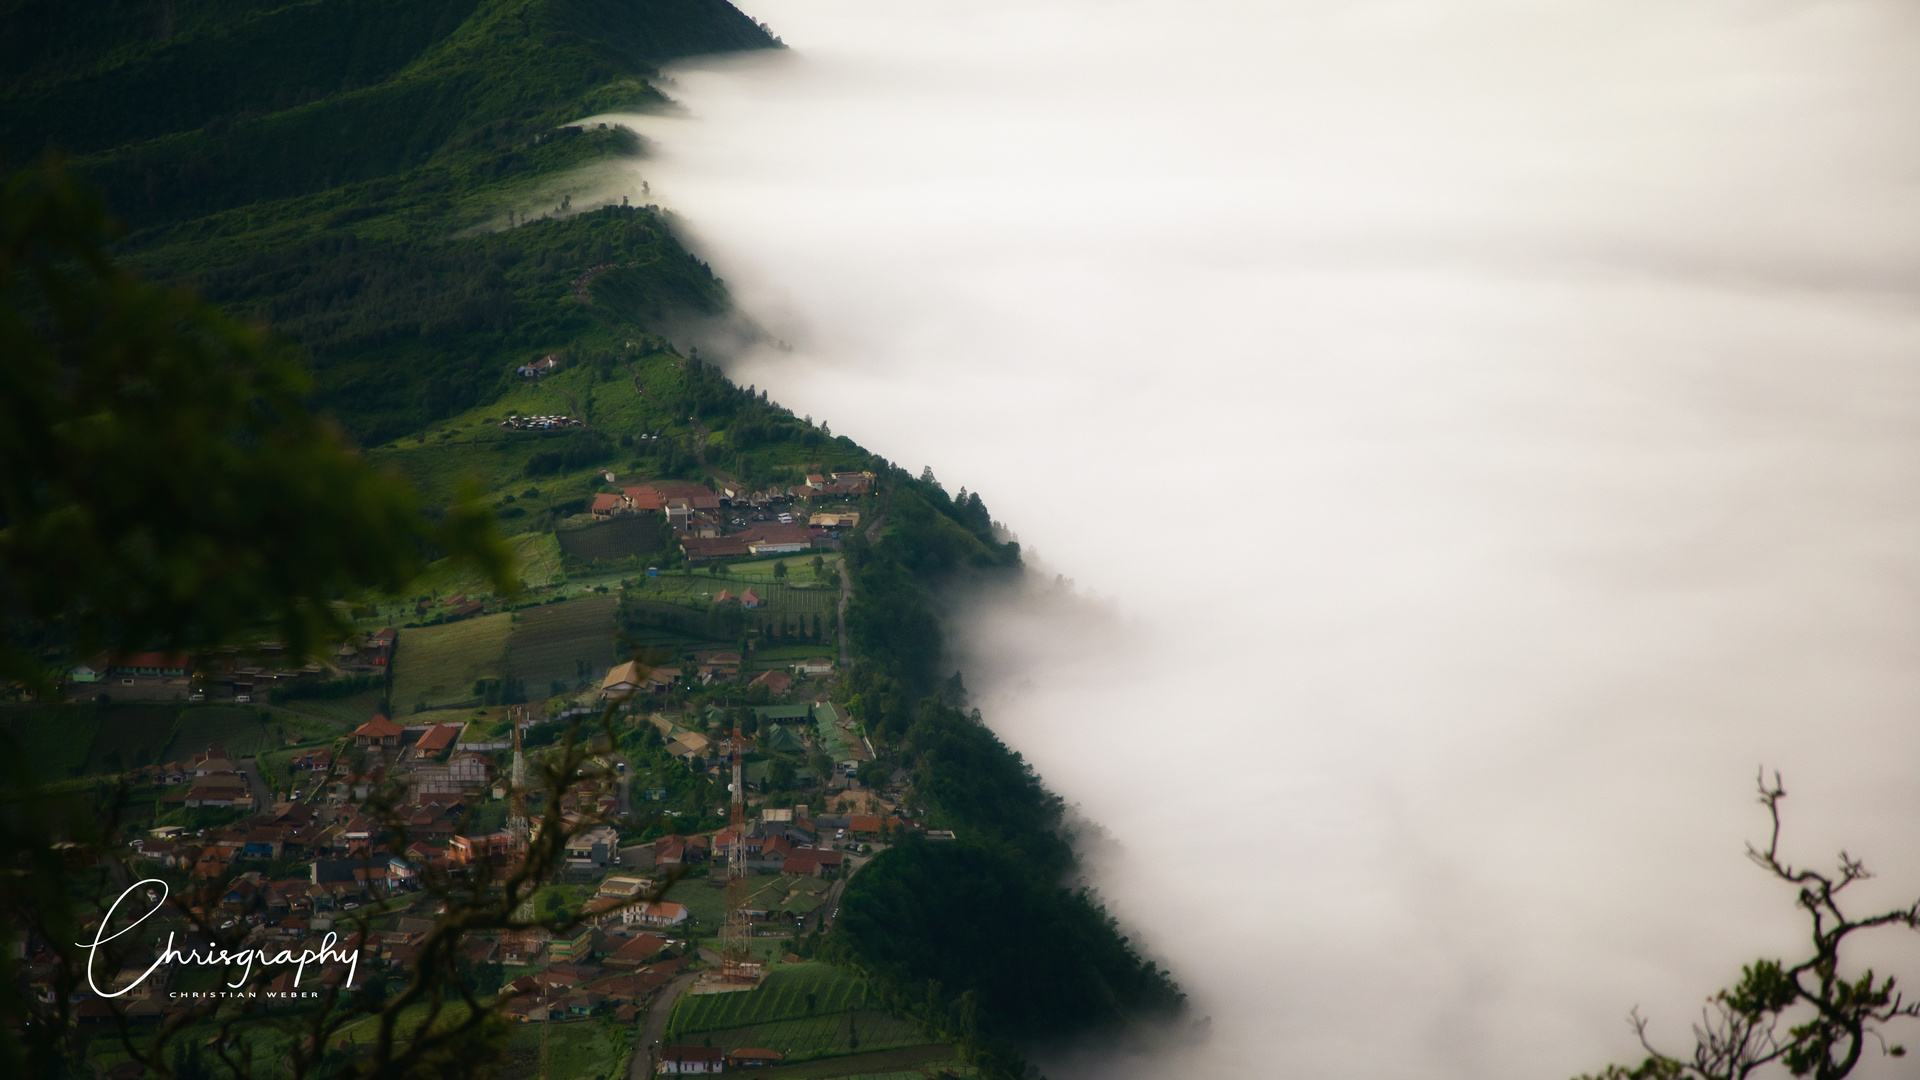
xmin=2 ymin=0 xmax=1186 ymax=1075
xmin=18 ymin=465 xmax=968 ymax=1077
xmin=1 ymin=326 xmax=1158 ymax=1080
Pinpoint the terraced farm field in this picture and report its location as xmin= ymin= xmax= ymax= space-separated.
xmin=669 ymin=962 xmax=888 ymax=1042
xmin=505 ymin=594 xmax=621 ymax=690
xmin=392 ymin=614 xmax=513 ymax=710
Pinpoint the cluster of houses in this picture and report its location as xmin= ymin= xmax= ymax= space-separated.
xmin=123 ymin=742 xmax=257 ymax=811
xmin=66 ymin=629 xmax=400 ymax=703
xmin=598 ymin=654 xmax=837 ymax=699
xmin=499 ymin=412 xmax=582 ymax=430
xmin=70 ymin=623 xmax=904 ymax=1053
xmin=586 ymin=473 xmax=874 ymax=564
xmin=66 ymin=642 xmax=347 ymax=703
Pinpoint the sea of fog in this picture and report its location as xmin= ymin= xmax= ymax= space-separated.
xmin=588 ymin=2 xmax=1920 ymax=1077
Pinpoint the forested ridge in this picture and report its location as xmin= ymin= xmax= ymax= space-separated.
xmin=820 ymin=477 xmax=1185 ymax=1072
xmin=4 ymin=0 xmax=1186 ymax=1073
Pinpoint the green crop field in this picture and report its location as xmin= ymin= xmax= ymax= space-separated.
xmin=556 ymin=516 xmax=669 ymax=562
xmin=505 ymin=594 xmax=622 ymax=689
xmin=724 ymin=555 xmax=842 ymax=589
xmin=668 ymin=962 xmax=886 ymax=1040
xmin=501 ymin=1017 xmax=627 ymax=1080
xmin=0 ymin=705 xmax=104 ymax=779
xmin=392 ymin=614 xmax=514 ymax=710
xmin=411 ymin=532 xmax=566 ymax=603
xmin=659 ymin=873 xmax=823 ymax=931
xmin=172 ymin=705 xmax=281 ymax=758
xmin=273 ymin=687 xmax=385 ymax=729
xmin=677 ymin=1012 xmax=921 ymax=1063
xmin=79 ymin=705 xmax=178 ymax=772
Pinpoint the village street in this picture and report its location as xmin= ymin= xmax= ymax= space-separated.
xmin=236 ymin=757 xmax=272 ymax=810
xmin=629 ymin=969 xmax=700 ymax=1079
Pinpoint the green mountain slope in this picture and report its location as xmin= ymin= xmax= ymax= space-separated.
xmin=3 ymin=0 xmax=774 ymax=441
xmin=6 ymin=2 xmax=1187 ymax=1073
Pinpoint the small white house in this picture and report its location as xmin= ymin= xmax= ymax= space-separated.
xmin=659 ymin=1047 xmax=724 ymax=1074
xmin=635 ymin=900 xmax=689 ymax=927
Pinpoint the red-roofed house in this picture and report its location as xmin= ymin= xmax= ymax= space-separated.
xmin=604 ymin=933 xmax=668 ymax=969
xmin=410 ymin=724 xmax=459 ymax=760
xmin=748 ymin=670 xmax=792 ymax=694
xmin=107 ymin=652 xmax=194 ymax=678
xmin=635 ymin=901 xmax=688 ymax=927
xmin=781 ymin=849 xmax=845 ymax=878
xmin=352 ymin=715 xmax=402 ymax=748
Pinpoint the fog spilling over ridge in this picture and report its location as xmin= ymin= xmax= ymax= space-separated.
xmin=597 ymin=2 xmax=1920 ymax=1076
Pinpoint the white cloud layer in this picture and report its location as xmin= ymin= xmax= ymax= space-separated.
xmin=595 ymin=2 xmax=1920 ymax=1076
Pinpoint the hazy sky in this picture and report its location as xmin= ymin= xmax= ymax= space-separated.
xmin=594 ymin=2 xmax=1920 ymax=1076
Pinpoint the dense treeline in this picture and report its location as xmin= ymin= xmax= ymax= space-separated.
xmin=5 ymin=0 xmax=774 ymax=228
xmin=2 ymin=0 xmax=481 ymax=159
xmin=831 ymin=838 xmax=1184 ymax=1054
xmin=844 ymin=475 xmax=1018 ymax=733
xmin=819 ymin=474 xmax=1181 ymax=1076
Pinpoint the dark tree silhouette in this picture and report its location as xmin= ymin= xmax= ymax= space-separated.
xmin=1578 ymin=771 xmax=1920 ymax=1080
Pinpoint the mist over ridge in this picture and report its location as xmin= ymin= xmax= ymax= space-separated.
xmin=593 ymin=1 xmax=1920 ymax=1076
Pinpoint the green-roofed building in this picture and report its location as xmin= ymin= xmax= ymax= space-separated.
xmin=814 ymin=702 xmax=856 ymax=764
xmin=753 ymin=704 xmax=814 ymax=724
xmin=761 ymin=724 xmax=806 ymax=754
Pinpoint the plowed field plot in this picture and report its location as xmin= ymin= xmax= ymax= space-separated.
xmin=505 ymin=594 xmax=620 ymax=689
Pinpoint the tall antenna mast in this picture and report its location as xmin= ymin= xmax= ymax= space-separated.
xmin=508 ymin=704 xmax=529 ymax=848
xmin=720 ymin=723 xmax=753 ymax=983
